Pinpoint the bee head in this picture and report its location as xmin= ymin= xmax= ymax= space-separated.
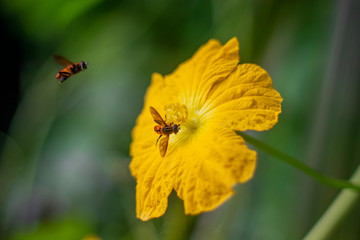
xmin=173 ymin=124 xmax=180 ymax=134
xmin=80 ymin=61 xmax=88 ymax=70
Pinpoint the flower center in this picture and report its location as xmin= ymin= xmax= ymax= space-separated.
xmin=183 ymin=111 xmax=201 ymax=134
xmin=164 ymin=103 xmax=203 ymax=145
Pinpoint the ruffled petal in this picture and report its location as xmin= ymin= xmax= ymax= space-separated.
xmin=130 ymin=73 xmax=180 ymax=220
xmin=172 ymin=124 xmax=256 ymax=214
xmin=130 ymin=150 xmax=180 ymax=220
xmin=166 ymin=37 xmax=240 ymax=111
xmin=130 ymin=72 xmax=176 ymax=167
xmin=202 ymin=64 xmax=283 ymax=131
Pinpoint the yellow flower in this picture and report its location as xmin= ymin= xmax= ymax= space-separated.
xmin=130 ymin=37 xmax=282 ymax=221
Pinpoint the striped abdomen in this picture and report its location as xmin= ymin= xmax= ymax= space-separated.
xmin=56 ymin=61 xmax=87 ymax=83
xmin=154 ymin=124 xmax=180 ymax=135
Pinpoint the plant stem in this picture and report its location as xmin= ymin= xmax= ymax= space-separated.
xmin=303 ymin=165 xmax=360 ymax=240
xmin=237 ymin=132 xmax=360 ymax=192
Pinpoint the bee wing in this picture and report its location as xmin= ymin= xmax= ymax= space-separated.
xmin=159 ymin=135 xmax=169 ymax=157
xmin=150 ymin=106 xmax=165 ymax=125
xmin=52 ymin=55 xmax=74 ymax=67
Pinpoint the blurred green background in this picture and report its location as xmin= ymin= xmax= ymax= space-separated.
xmin=1 ymin=0 xmax=359 ymax=239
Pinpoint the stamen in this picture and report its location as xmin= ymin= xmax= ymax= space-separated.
xmin=164 ymin=103 xmax=188 ymax=124
xmin=164 ymin=103 xmax=202 ymax=145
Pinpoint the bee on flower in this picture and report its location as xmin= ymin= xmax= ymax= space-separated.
xmin=130 ymin=37 xmax=283 ymax=221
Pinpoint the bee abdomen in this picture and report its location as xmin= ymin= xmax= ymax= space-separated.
xmin=59 ymin=71 xmax=71 ymax=76
xmin=162 ymin=126 xmax=173 ymax=135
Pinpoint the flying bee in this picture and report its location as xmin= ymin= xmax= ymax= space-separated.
xmin=150 ymin=106 xmax=180 ymax=157
xmin=52 ymin=55 xmax=87 ymax=83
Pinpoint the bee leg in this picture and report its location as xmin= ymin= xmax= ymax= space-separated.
xmin=59 ymin=76 xmax=67 ymax=83
xmin=156 ymin=135 xmax=162 ymax=145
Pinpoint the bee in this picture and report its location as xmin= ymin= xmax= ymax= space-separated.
xmin=150 ymin=106 xmax=180 ymax=157
xmin=52 ymin=55 xmax=87 ymax=83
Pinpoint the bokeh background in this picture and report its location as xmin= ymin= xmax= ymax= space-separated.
xmin=1 ymin=0 xmax=359 ymax=239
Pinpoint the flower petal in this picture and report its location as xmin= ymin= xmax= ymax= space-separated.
xmin=172 ymin=125 xmax=256 ymax=214
xmin=130 ymin=72 xmax=182 ymax=220
xmin=166 ymin=38 xmax=240 ymax=111
xmin=130 ymin=150 xmax=181 ymax=221
xmin=130 ymin=73 xmax=176 ymax=167
xmin=203 ymin=64 xmax=283 ymax=131
xmin=130 ymin=72 xmax=185 ymax=220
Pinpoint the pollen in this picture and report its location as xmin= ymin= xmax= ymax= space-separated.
xmin=164 ymin=103 xmax=188 ymax=124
